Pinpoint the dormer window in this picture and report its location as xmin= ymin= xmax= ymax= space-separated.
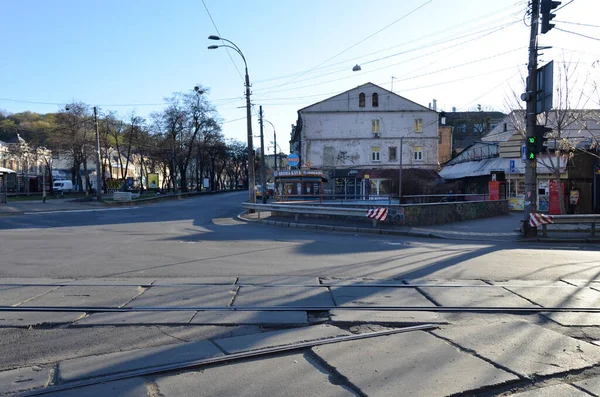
xmin=359 ymin=93 xmax=365 ymax=107
xmin=372 ymin=93 xmax=379 ymax=107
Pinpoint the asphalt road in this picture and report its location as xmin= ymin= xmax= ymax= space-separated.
xmin=3 ymin=192 xmax=600 ymax=396
xmin=0 ymin=191 xmax=598 ymax=281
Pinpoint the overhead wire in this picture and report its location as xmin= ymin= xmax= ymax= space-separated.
xmin=201 ymin=0 xmax=244 ymax=82
xmin=252 ymin=1 xmax=526 ymax=85
xmin=555 ymin=27 xmax=600 ymax=42
xmin=253 ymin=19 xmax=523 ymax=97
xmin=268 ymin=0 xmax=433 ymax=91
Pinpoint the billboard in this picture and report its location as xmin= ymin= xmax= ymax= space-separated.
xmin=147 ymin=173 xmax=159 ymax=189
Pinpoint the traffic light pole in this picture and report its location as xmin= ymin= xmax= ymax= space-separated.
xmin=523 ymin=0 xmax=540 ymax=237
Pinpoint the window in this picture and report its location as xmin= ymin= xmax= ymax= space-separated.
xmin=503 ymin=123 xmax=508 ymax=132
xmin=372 ymin=93 xmax=379 ymax=107
xmin=414 ymin=118 xmax=423 ymax=132
xmin=438 ymin=132 xmax=443 ymax=144
xmin=359 ymin=93 xmax=365 ymax=107
xmin=371 ymin=119 xmax=380 ymax=134
xmin=414 ymin=146 xmax=423 ymax=161
xmin=388 ymin=147 xmax=397 ymax=161
xmin=371 ymin=147 xmax=380 ymax=162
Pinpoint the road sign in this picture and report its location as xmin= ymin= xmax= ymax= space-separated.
xmin=521 ymin=145 xmax=527 ymax=162
xmin=287 ymin=153 xmax=299 ymax=167
xmin=509 ymin=160 xmax=516 ymax=173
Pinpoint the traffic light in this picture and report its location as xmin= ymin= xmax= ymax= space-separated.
xmin=541 ymin=0 xmax=561 ymax=34
xmin=526 ymin=136 xmax=537 ymax=161
xmin=534 ymin=125 xmax=552 ymax=153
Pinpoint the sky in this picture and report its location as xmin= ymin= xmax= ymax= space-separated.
xmin=1 ymin=0 xmax=599 ymax=154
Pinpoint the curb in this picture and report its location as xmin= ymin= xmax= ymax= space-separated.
xmin=239 ymin=212 xmax=599 ymax=244
xmin=238 ymin=212 xmax=444 ymax=239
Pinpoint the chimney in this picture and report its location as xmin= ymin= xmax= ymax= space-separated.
xmin=452 ymin=107 xmax=456 ymax=112
xmin=428 ymin=102 xmax=432 ymax=109
xmin=433 ymin=99 xmax=437 ymax=111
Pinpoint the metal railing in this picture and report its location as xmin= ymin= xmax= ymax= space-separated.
xmin=540 ymin=214 xmax=600 ymax=237
xmin=243 ymin=202 xmax=372 ymax=223
xmin=279 ymin=193 xmax=502 ymax=205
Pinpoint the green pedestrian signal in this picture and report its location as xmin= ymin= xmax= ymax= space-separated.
xmin=526 ymin=136 xmax=537 ymax=161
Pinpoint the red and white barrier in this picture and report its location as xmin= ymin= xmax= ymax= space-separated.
xmin=529 ymin=213 xmax=553 ymax=227
xmin=367 ymin=208 xmax=388 ymax=222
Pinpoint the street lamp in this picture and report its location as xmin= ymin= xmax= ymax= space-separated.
xmin=208 ymin=35 xmax=255 ymax=204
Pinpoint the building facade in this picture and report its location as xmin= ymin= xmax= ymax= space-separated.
xmin=290 ymin=83 xmax=439 ymax=197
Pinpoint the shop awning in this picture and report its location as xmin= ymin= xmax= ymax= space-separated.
xmin=440 ymin=155 xmax=566 ymax=180
xmin=0 ymin=167 xmax=16 ymax=174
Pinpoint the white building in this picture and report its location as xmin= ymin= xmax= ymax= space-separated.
xmin=290 ymin=82 xmax=438 ymax=196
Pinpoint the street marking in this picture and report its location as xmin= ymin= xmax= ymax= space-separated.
xmin=24 ymin=207 xmax=141 ymax=215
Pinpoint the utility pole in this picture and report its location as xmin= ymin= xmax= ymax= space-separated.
xmin=523 ymin=0 xmax=540 ymax=236
xmin=259 ymin=106 xmax=267 ymax=204
xmin=273 ymin=125 xmax=278 ymax=199
xmin=93 ymin=107 xmax=102 ymax=201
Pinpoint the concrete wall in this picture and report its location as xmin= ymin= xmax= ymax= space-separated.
xmin=298 ymin=83 xmax=439 ymax=170
xmin=272 ymin=200 xmax=509 ymax=227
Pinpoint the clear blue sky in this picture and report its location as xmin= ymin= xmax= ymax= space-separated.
xmin=1 ymin=0 xmax=598 ymax=153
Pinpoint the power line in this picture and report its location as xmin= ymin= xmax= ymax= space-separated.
xmin=556 ymin=27 xmax=600 ymax=42
xmin=254 ymin=20 xmax=521 ymax=96
xmin=252 ymin=1 xmax=525 ymax=86
xmin=254 ymin=17 xmax=522 ymax=94
xmin=555 ymin=20 xmax=600 ymax=28
xmin=201 ymin=0 xmax=244 ymax=82
xmin=269 ymin=0 xmax=432 ymax=91
xmin=555 ymin=0 xmax=575 ymax=12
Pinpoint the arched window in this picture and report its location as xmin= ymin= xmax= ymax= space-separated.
xmin=372 ymin=93 xmax=379 ymax=107
xmin=359 ymin=93 xmax=365 ymax=107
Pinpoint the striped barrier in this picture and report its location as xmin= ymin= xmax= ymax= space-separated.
xmin=529 ymin=212 xmax=553 ymax=227
xmin=367 ymin=208 xmax=389 ymax=222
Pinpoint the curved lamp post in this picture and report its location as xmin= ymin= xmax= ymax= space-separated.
xmin=208 ymin=35 xmax=255 ymax=203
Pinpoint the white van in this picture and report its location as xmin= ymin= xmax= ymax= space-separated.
xmin=53 ymin=180 xmax=73 ymax=193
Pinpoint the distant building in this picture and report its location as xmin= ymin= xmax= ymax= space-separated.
xmin=290 ymin=82 xmax=439 ymax=197
xmin=443 ymin=110 xmax=505 ymax=156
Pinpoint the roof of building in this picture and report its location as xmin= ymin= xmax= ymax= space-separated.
xmin=298 ymin=82 xmax=433 ymax=113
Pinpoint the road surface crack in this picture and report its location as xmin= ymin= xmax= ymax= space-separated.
xmin=304 ymin=350 xmax=366 ymax=396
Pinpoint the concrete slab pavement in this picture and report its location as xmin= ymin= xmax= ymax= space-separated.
xmin=153 ymin=353 xmax=352 ymax=397
xmin=0 ymin=365 xmax=51 ymax=395
xmin=0 ymin=285 xmax=58 ymax=306
xmin=72 ymin=310 xmax=308 ymax=326
xmin=232 ymin=286 xmax=334 ymax=307
xmin=24 ymin=286 xmax=144 ymax=307
xmin=0 ymin=311 xmax=86 ymax=327
xmin=124 ymin=285 xmax=234 ymax=307
xmin=330 ymin=286 xmax=435 ymax=307
xmin=543 ymin=312 xmax=600 ymax=327
xmin=312 ymin=330 xmax=518 ymax=397
xmin=574 ymin=375 xmax=600 ymax=395
xmin=510 ymin=384 xmax=589 ymax=396
xmin=189 ymin=310 xmax=308 ymax=325
xmin=41 ymin=378 xmax=149 ymax=397
xmin=432 ymin=321 xmax=600 ymax=378
xmin=502 ymin=285 xmax=600 ymax=308
xmin=73 ymin=312 xmax=196 ymax=326
xmin=236 ymin=276 xmax=321 ymax=285
xmin=58 ymin=339 xmax=223 ymax=382
xmin=418 ymin=286 xmax=536 ymax=307
xmin=213 ymin=324 xmax=351 ymax=354
xmin=329 ymin=310 xmax=445 ymax=325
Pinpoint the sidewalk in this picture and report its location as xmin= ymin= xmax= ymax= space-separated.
xmin=243 ymin=211 xmax=599 ymax=243
xmin=243 ymin=211 xmax=522 ymax=241
xmin=0 ymin=198 xmax=104 ymax=216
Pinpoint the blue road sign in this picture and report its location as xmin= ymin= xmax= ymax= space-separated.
xmin=287 ymin=153 xmax=299 ymax=167
xmin=510 ymin=160 xmax=516 ymax=173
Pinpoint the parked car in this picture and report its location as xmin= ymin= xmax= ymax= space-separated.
xmin=255 ymin=185 xmax=264 ymax=198
xmin=53 ymin=180 xmax=73 ymax=193
xmin=267 ymin=183 xmax=275 ymax=197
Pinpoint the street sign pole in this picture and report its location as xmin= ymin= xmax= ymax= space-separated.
xmin=523 ymin=0 xmax=540 ymax=237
